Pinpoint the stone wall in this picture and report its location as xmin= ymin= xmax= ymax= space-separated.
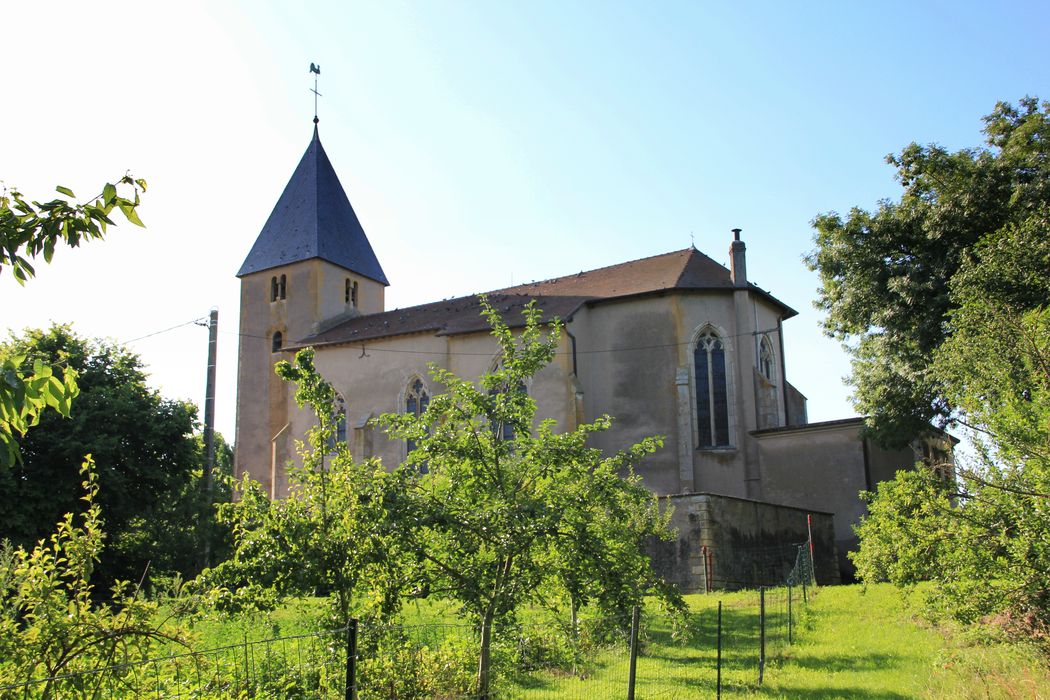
xmin=650 ymin=492 xmax=839 ymax=593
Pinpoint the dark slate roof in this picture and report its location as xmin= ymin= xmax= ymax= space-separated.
xmin=237 ymin=126 xmax=389 ymax=284
xmin=293 ymin=248 xmax=796 ymax=349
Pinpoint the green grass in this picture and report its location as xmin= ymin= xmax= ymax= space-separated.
xmin=170 ymin=597 xmax=331 ymax=650
xmin=167 ymin=584 xmax=1049 ymax=699
xmin=732 ymin=584 xmax=1050 ymax=699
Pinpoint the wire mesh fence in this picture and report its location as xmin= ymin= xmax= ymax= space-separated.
xmin=0 ymin=626 xmax=349 ymax=699
xmin=1 ymin=542 xmax=816 ymax=699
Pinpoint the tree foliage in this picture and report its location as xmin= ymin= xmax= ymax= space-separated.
xmin=0 ymin=354 xmax=79 ymax=468
xmin=1 ymin=176 xmax=146 ymax=284
xmin=198 ymin=348 xmax=407 ymax=627
xmin=852 ymin=206 xmax=1050 ymax=650
xmin=807 ymin=97 xmax=1050 ymax=447
xmin=0 ymin=325 xmax=226 ymax=588
xmin=0 ymin=458 xmax=192 ymax=694
xmin=0 ymin=176 xmax=146 ymax=467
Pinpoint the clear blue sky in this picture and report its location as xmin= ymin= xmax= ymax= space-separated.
xmin=3 ymin=1 xmax=1048 ymax=442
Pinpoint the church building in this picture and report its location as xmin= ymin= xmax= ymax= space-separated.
xmin=234 ymin=125 xmax=952 ymax=588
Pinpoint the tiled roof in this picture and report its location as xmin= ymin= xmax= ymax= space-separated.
xmin=237 ymin=126 xmax=389 ymax=284
xmin=294 ymin=248 xmax=796 ymax=349
xmin=496 ymin=248 xmax=735 ymax=297
xmin=294 ymin=293 xmax=591 ymax=349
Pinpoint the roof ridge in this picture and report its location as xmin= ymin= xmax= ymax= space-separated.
xmin=492 ymin=248 xmax=694 ymax=293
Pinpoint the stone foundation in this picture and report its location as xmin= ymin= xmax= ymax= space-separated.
xmin=649 ymin=493 xmax=840 ymax=592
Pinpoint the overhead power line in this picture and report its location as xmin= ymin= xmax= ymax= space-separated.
xmin=121 ymin=317 xmax=207 ymax=345
xmin=220 ymin=325 xmax=783 ymax=357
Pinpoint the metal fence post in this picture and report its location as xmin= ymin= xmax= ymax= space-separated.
xmin=627 ymin=604 xmax=640 ymax=700
xmin=802 ymin=563 xmax=808 ymax=605
xmin=345 ymin=619 xmax=358 ymax=700
xmin=788 ymin=582 xmax=793 ymax=644
xmin=759 ymin=587 xmax=766 ymax=684
xmin=716 ymin=600 xmax=722 ymax=700
xmin=243 ymin=631 xmax=250 ymax=692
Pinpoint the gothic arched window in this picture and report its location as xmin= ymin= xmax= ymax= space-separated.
xmin=278 ymin=274 xmax=287 ymax=300
xmin=270 ymin=276 xmax=279 ymax=302
xmin=271 ymin=331 xmax=283 ymax=353
xmin=405 ymin=378 xmax=430 ymax=471
xmin=489 ymin=378 xmax=527 ymax=442
xmin=324 ymin=393 xmax=348 ymax=453
xmin=333 ymin=394 xmax=347 ymax=445
xmin=759 ymin=335 xmax=775 ymax=382
xmin=694 ymin=328 xmax=730 ymax=448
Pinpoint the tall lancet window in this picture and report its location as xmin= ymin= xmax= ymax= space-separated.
xmin=333 ymin=394 xmax=347 ymax=445
xmin=405 ymin=378 xmax=430 ymax=472
xmin=325 ymin=394 xmax=347 ymax=451
xmin=488 ymin=369 xmax=527 ymax=442
xmin=759 ymin=335 xmax=775 ymax=381
xmin=695 ymin=329 xmax=730 ymax=448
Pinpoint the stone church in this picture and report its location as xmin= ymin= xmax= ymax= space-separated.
xmin=234 ymin=125 xmax=952 ymax=588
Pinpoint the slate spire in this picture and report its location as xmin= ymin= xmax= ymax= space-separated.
xmin=237 ymin=127 xmax=389 ymax=285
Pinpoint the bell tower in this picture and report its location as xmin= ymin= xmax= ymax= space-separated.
xmin=233 ymin=124 xmax=388 ymax=496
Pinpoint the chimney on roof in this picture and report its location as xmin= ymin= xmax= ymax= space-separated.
xmin=729 ymin=228 xmax=747 ymax=288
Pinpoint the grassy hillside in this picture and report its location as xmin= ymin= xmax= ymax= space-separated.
xmin=749 ymin=584 xmax=1048 ymax=699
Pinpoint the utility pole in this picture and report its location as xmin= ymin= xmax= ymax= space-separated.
xmin=203 ymin=307 xmax=218 ymax=567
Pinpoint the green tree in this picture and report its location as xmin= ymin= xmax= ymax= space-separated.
xmin=852 ymin=210 xmax=1050 ymax=649
xmin=0 ymin=325 xmax=222 ymax=587
xmin=379 ymin=299 xmax=684 ymax=696
xmin=198 ymin=348 xmax=407 ymax=626
xmin=807 ymin=97 xmax=1050 ymax=447
xmin=0 ymin=176 xmax=146 ymax=466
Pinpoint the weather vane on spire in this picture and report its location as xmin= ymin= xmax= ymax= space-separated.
xmin=309 ymin=63 xmax=322 ymax=124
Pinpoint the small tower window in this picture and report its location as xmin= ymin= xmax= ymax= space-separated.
xmin=278 ymin=274 xmax=287 ymax=300
xmin=344 ymin=279 xmax=359 ymax=307
xmin=271 ymin=331 xmax=283 ymax=353
xmin=270 ymin=277 xmax=279 ymax=302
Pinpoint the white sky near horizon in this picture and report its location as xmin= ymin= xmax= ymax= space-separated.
xmin=2 ymin=1 xmax=1048 ymax=445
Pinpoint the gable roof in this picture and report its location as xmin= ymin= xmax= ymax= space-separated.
xmin=294 ymin=248 xmax=797 ymax=350
xmin=237 ymin=126 xmax=389 ymax=284
xmin=497 ymin=247 xmax=741 ymax=298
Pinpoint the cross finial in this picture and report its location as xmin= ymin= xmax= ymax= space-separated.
xmin=309 ymin=63 xmax=322 ymax=124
